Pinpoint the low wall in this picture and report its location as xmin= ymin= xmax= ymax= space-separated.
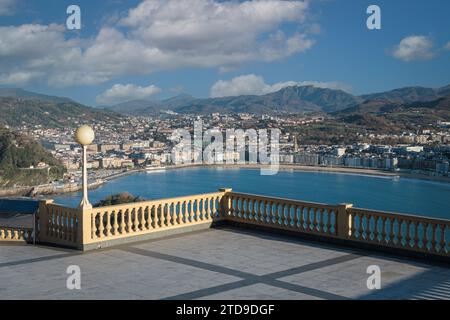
xmin=12 ymin=189 xmax=449 ymax=262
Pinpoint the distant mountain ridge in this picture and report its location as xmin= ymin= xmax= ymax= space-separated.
xmin=105 ymin=84 xmax=450 ymax=116
xmin=1 ymin=84 xmax=449 ymax=124
xmin=333 ymin=95 xmax=450 ymax=131
xmin=359 ymin=85 xmax=450 ymax=104
xmin=0 ymin=96 xmax=123 ymax=128
xmin=0 ymin=88 xmax=74 ymax=104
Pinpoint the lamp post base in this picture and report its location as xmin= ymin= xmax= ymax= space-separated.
xmin=78 ymin=199 xmax=93 ymax=210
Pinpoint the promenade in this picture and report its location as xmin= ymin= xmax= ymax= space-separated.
xmin=1 ymin=227 xmax=449 ymax=300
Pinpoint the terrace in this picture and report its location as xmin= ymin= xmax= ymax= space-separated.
xmin=0 ymin=189 xmax=449 ymax=299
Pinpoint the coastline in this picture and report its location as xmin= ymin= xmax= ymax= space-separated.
xmin=1 ymin=163 xmax=449 ymax=198
xmin=160 ymin=163 xmax=450 ymax=184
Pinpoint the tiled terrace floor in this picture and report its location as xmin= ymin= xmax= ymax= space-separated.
xmin=1 ymin=227 xmax=449 ymax=300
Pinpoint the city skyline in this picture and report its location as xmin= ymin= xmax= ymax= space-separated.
xmin=0 ymin=0 xmax=449 ymax=106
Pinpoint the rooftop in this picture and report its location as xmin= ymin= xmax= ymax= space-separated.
xmin=2 ymin=227 xmax=449 ymax=300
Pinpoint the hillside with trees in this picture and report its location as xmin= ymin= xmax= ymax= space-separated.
xmin=0 ymin=126 xmax=65 ymax=187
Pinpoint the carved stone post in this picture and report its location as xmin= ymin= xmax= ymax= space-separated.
xmin=38 ymin=199 xmax=54 ymax=242
xmin=337 ymin=203 xmax=353 ymax=238
xmin=219 ymin=188 xmax=232 ymax=219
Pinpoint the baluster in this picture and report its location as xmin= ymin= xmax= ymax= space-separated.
xmin=359 ymin=213 xmax=365 ymax=240
xmin=175 ymin=202 xmax=180 ymax=225
xmin=251 ymin=199 xmax=257 ymax=222
xmin=388 ymin=217 xmax=395 ymax=245
xmin=284 ymin=203 xmax=288 ymax=226
xmin=423 ymin=222 xmax=430 ymax=252
xmin=195 ymin=200 xmax=200 ymax=222
xmin=170 ymin=202 xmax=175 ymax=225
xmin=61 ymin=212 xmax=67 ymax=240
xmin=318 ymin=208 xmax=324 ymax=232
xmin=125 ymin=209 xmax=131 ymax=232
xmin=264 ymin=200 xmax=269 ymax=223
xmin=136 ymin=208 xmax=142 ymax=231
xmin=374 ymin=216 xmax=380 ymax=243
xmin=439 ymin=224 xmax=446 ymax=254
xmin=182 ymin=201 xmax=187 ymax=224
xmin=413 ymin=222 xmax=420 ymax=249
xmin=299 ymin=207 xmax=305 ymax=230
xmin=204 ymin=198 xmax=209 ymax=220
xmin=273 ymin=202 xmax=278 ymax=225
xmin=292 ymin=205 xmax=298 ymax=228
xmin=104 ymin=211 xmax=110 ymax=237
xmin=187 ymin=201 xmax=193 ymax=223
xmin=66 ymin=213 xmax=71 ymax=242
xmin=279 ymin=204 xmax=285 ymax=226
xmin=286 ymin=204 xmax=291 ymax=227
xmin=405 ymin=221 xmax=412 ymax=248
xmin=203 ymin=199 xmax=208 ymax=221
xmin=111 ymin=211 xmax=117 ymax=235
xmin=398 ymin=219 xmax=405 ymax=247
xmin=98 ymin=212 xmax=104 ymax=238
xmin=305 ymin=207 xmax=311 ymax=231
xmin=431 ymin=223 xmax=437 ymax=252
xmin=326 ymin=209 xmax=332 ymax=234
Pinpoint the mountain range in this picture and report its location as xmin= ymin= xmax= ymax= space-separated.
xmin=0 ymin=89 xmax=122 ymax=128
xmin=0 ymin=85 xmax=449 ymax=129
xmin=103 ymin=84 xmax=450 ymax=116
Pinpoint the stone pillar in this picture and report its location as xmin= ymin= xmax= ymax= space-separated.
xmin=337 ymin=203 xmax=353 ymax=238
xmin=219 ymin=188 xmax=232 ymax=218
xmin=78 ymin=207 xmax=92 ymax=249
xmin=38 ymin=199 xmax=54 ymax=242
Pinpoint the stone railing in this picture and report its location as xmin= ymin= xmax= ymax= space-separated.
xmin=346 ymin=207 xmax=449 ymax=256
xmin=37 ymin=191 xmax=226 ymax=250
xmin=29 ymin=189 xmax=450 ymax=259
xmin=38 ymin=200 xmax=80 ymax=247
xmin=222 ymin=192 xmax=449 ymax=258
xmin=223 ymin=192 xmax=341 ymax=238
xmin=0 ymin=226 xmax=33 ymax=242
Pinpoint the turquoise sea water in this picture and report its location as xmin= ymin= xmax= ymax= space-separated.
xmin=51 ymin=168 xmax=450 ymax=219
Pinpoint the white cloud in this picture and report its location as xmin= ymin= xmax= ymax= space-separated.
xmin=445 ymin=41 xmax=450 ymax=51
xmin=0 ymin=0 xmax=17 ymax=15
xmin=392 ymin=35 xmax=435 ymax=61
xmin=96 ymin=84 xmax=161 ymax=105
xmin=210 ymin=74 xmax=350 ymax=98
xmin=0 ymin=0 xmax=315 ymax=87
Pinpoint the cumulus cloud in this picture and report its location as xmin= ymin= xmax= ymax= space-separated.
xmin=445 ymin=41 xmax=450 ymax=51
xmin=210 ymin=74 xmax=350 ymax=98
xmin=0 ymin=0 xmax=17 ymax=15
xmin=96 ymin=84 xmax=161 ymax=105
xmin=392 ymin=35 xmax=435 ymax=61
xmin=0 ymin=0 xmax=314 ymax=87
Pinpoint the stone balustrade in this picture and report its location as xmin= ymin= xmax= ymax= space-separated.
xmin=223 ymin=192 xmax=340 ymax=237
xmin=38 ymin=200 xmax=80 ymax=247
xmin=37 ymin=191 xmax=226 ymax=250
xmin=5 ymin=189 xmax=449 ymax=260
xmin=346 ymin=207 xmax=449 ymax=256
xmin=0 ymin=226 xmax=33 ymax=242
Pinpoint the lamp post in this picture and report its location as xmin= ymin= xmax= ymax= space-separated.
xmin=75 ymin=125 xmax=95 ymax=210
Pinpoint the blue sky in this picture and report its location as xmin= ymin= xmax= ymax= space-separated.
xmin=0 ymin=0 xmax=449 ymax=106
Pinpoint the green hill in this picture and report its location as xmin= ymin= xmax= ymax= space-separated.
xmin=0 ymin=97 xmax=123 ymax=128
xmin=333 ymin=96 xmax=450 ymax=131
xmin=0 ymin=126 xmax=65 ymax=187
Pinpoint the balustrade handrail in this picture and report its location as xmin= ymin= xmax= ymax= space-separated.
xmin=24 ymin=190 xmax=449 ymax=258
xmin=87 ymin=191 xmax=225 ymax=212
xmin=227 ymin=192 xmax=339 ymax=210
xmin=348 ymin=207 xmax=450 ymax=225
